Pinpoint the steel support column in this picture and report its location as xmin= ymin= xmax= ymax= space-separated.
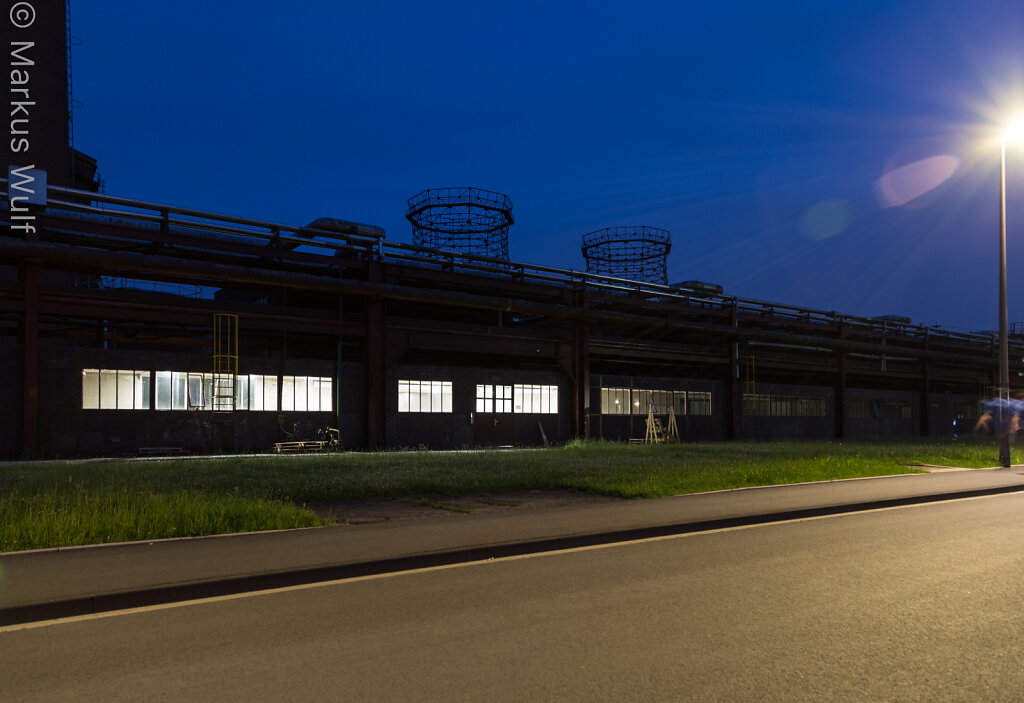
xmin=920 ymin=359 xmax=931 ymax=438
xmin=727 ymin=309 xmax=739 ymax=440
xmin=21 ymin=264 xmax=39 ymax=458
xmin=336 ymin=266 xmax=344 ymax=448
xmin=835 ymin=351 xmax=847 ymax=440
xmin=571 ymin=285 xmax=590 ymax=439
xmin=365 ymin=261 xmax=386 ymax=449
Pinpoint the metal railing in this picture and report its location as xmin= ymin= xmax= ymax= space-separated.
xmin=0 ymin=179 xmax=1012 ymax=351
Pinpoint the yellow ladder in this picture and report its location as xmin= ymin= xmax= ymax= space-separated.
xmin=213 ymin=313 xmax=238 ymax=412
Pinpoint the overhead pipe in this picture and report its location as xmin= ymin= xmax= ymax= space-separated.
xmin=0 ymin=237 xmax=1005 ymax=367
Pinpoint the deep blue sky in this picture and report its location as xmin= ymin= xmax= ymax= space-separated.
xmin=71 ymin=0 xmax=1024 ymax=331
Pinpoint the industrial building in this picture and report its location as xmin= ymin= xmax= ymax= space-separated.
xmin=2 ymin=1 xmax=1021 ymax=458
xmin=2 ymin=176 xmax=1019 ymax=458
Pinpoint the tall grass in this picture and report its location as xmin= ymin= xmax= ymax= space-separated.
xmin=0 ymin=487 xmax=324 ymax=553
xmin=0 ymin=438 xmax=1017 ymax=552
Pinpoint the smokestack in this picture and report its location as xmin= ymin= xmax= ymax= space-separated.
xmin=5 ymin=0 xmax=75 ymax=190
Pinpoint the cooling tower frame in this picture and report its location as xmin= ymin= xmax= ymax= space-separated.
xmin=581 ymin=226 xmax=672 ymax=285
xmin=406 ymin=187 xmax=514 ymax=260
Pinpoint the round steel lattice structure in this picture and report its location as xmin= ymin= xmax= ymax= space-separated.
xmin=406 ymin=187 xmax=514 ymax=260
xmin=581 ymin=226 xmax=672 ymax=284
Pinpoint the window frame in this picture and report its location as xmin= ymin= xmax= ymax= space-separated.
xmin=282 ymin=375 xmax=333 ymax=412
xmin=398 ymin=380 xmax=453 ymax=413
xmin=476 ymin=384 xmax=512 ymax=413
xmin=82 ymin=368 xmax=151 ymax=410
xmin=513 ymin=384 xmax=559 ymax=414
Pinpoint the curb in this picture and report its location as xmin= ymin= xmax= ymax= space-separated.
xmin=5 ymin=482 xmax=1024 ymax=627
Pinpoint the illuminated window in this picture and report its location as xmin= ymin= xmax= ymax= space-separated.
xmin=235 ymin=375 xmax=250 ymax=410
xmin=673 ymin=392 xmax=687 ymax=415
xmin=600 ymin=388 xmax=689 ymax=415
xmin=601 ymin=388 xmax=630 ymax=415
xmin=230 ymin=374 xmax=277 ymax=411
xmin=282 ymin=376 xmax=333 ymax=412
xmin=150 ymin=372 xmax=278 ymax=411
xmin=152 ymin=371 xmax=198 ymax=410
xmin=687 ymin=391 xmax=712 ymax=416
xmin=633 ymin=389 xmax=676 ymax=415
xmin=173 ymin=372 xmax=187 ymax=409
xmin=81 ymin=369 xmax=150 ymax=410
xmin=187 ymin=373 xmax=204 ymax=409
xmin=398 ymin=380 xmax=452 ymax=413
xmin=80 ymin=369 xmax=322 ymax=415
xmin=201 ymin=373 xmax=241 ymax=411
xmin=319 ymin=377 xmax=332 ymax=411
xmin=513 ymin=384 xmax=558 ymax=414
xmin=100 ymin=369 xmax=117 ymax=409
xmin=476 ymin=384 xmax=512 ymax=413
xmin=247 ymin=374 xmax=279 ymax=412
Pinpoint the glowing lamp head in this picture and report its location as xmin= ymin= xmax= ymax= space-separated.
xmin=1006 ymin=115 xmax=1024 ymax=143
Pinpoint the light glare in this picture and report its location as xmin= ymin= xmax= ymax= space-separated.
xmin=1006 ymin=115 xmax=1024 ymax=143
xmin=874 ymin=155 xmax=960 ymax=208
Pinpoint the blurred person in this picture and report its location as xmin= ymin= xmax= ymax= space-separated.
xmin=974 ymin=395 xmax=1024 ymax=436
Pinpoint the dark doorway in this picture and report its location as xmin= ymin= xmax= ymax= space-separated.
xmin=474 ymin=414 xmax=515 ymax=446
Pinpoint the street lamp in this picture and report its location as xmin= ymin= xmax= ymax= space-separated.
xmin=998 ymin=117 xmax=1024 ymax=467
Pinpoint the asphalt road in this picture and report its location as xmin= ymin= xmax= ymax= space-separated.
xmin=4 ymin=492 xmax=1024 ymax=701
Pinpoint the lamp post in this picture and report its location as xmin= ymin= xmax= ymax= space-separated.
xmin=999 ymin=132 xmax=1010 ymax=467
xmin=999 ymin=117 xmax=1024 ymax=468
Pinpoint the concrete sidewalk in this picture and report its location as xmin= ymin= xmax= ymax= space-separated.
xmin=4 ymin=467 xmax=1024 ymax=626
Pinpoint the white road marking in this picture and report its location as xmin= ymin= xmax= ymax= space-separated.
xmin=0 ymin=491 xmax=1008 ymax=633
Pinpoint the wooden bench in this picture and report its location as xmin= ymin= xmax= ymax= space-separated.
xmin=273 ymin=440 xmax=332 ymax=454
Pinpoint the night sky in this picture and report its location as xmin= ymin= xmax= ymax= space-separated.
xmin=70 ymin=0 xmax=1024 ymax=331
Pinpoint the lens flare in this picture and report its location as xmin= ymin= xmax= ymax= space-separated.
xmin=874 ymin=155 xmax=960 ymax=208
xmin=799 ymin=199 xmax=852 ymax=241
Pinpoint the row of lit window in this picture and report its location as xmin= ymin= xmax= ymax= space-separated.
xmin=599 ymin=388 xmax=712 ymax=416
xmin=742 ymin=394 xmax=827 ymax=417
xmin=81 ymin=369 xmax=332 ymax=412
xmin=398 ymin=381 xmax=560 ymax=414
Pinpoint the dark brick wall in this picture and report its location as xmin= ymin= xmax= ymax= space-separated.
xmin=737 ymin=382 xmax=835 ymax=441
xmin=845 ymin=388 xmax=919 ymax=439
xmin=0 ymin=340 xmax=21 ymax=457
xmin=926 ymin=392 xmax=980 ymax=438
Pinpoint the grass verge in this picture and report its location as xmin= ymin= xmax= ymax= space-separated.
xmin=0 ymin=438 xmax=1017 ymax=552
